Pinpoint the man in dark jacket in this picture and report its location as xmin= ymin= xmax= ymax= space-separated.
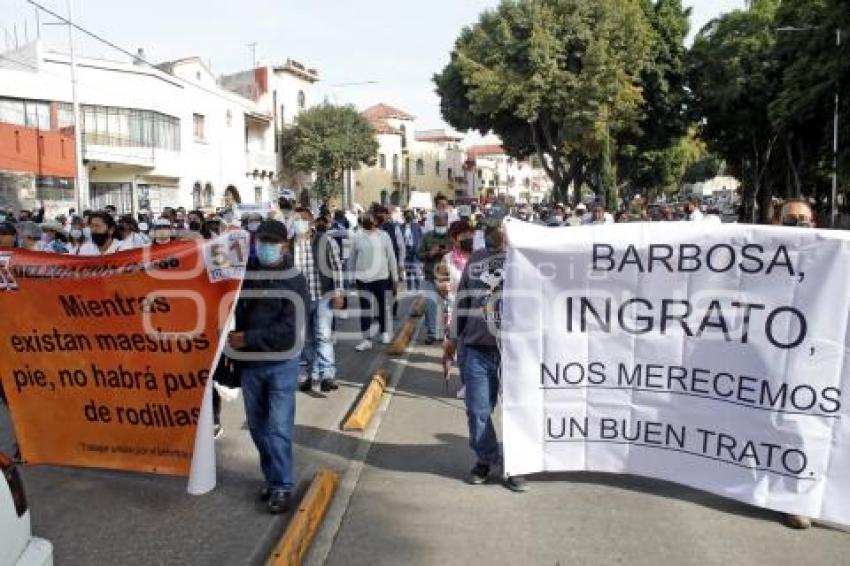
xmin=443 ymin=221 xmax=527 ymax=492
xmin=228 ymin=220 xmax=309 ymax=514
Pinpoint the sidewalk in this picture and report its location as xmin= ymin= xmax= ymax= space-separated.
xmin=0 ymin=303 xmax=405 ymax=565
xmin=314 ymin=332 xmax=850 ymax=566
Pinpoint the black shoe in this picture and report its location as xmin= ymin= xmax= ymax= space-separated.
xmin=299 ymin=378 xmax=313 ymax=392
xmin=423 ymin=336 xmax=436 ymax=346
xmin=503 ymin=475 xmax=529 ymax=493
xmin=469 ymin=462 xmax=491 ymax=485
xmin=267 ymin=489 xmax=292 ymax=514
xmin=320 ymin=379 xmax=339 ymax=392
xmin=258 ymin=486 xmax=271 ymax=502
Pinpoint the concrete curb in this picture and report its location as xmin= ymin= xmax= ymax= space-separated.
xmin=339 ymin=370 xmax=389 ymax=432
xmin=266 ymin=469 xmax=339 ymax=566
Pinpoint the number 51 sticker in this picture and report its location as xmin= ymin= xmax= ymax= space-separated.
xmin=204 ymin=231 xmax=249 ymax=283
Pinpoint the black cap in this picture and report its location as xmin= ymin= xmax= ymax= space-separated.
xmin=255 ymin=220 xmax=287 ymax=242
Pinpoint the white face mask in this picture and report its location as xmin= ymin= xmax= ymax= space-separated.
xmin=435 ymin=225 xmax=448 ymax=236
xmin=83 ymin=226 xmax=92 ymax=238
xmin=69 ymin=228 xmax=83 ymax=240
xmin=138 ymin=222 xmax=149 ymax=232
xmin=247 ymin=221 xmax=261 ymax=233
xmin=293 ymin=219 xmax=311 ymax=236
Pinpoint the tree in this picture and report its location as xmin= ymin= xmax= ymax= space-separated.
xmin=617 ymin=0 xmax=692 ymax=200
xmin=770 ymin=0 xmax=850 ymax=209
xmin=281 ymin=103 xmax=378 ymax=204
xmin=688 ymin=0 xmax=782 ymax=223
xmin=434 ymin=0 xmax=653 ymax=203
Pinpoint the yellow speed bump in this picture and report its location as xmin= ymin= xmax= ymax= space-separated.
xmin=341 ymin=370 xmax=388 ymax=431
xmin=266 ymin=468 xmax=339 ymax=566
xmin=386 ymin=319 xmax=417 ymax=356
xmin=410 ymin=295 xmax=426 ymax=318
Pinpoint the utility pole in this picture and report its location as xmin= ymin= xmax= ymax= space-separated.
xmin=831 ymin=28 xmax=841 ymax=228
xmin=247 ymin=42 xmax=257 ymax=69
xmin=67 ymin=0 xmax=85 ymax=211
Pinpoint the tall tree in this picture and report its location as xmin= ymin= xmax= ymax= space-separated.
xmin=688 ymin=0 xmax=781 ymax=223
xmin=617 ymin=0 xmax=692 ymax=200
xmin=281 ymin=103 xmax=378 ymax=204
xmin=434 ymin=0 xmax=653 ymax=203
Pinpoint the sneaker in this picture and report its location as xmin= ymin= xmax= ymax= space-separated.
xmin=355 ymin=340 xmax=373 ymax=352
xmin=381 ymin=332 xmax=392 ymax=344
xmin=213 ymin=424 xmax=224 ymax=439
xmin=299 ymin=378 xmax=314 ymax=392
xmin=423 ymin=336 xmax=436 ymax=346
xmin=503 ymin=475 xmax=529 ymax=493
xmin=469 ymin=462 xmax=491 ymax=485
xmin=267 ymin=489 xmax=292 ymax=514
xmin=456 ymin=385 xmax=466 ymax=399
xmin=320 ymin=379 xmax=339 ymax=392
xmin=784 ymin=514 xmax=812 ymax=529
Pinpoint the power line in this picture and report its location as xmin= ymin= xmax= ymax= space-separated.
xmin=24 ymin=0 xmax=273 ymax=114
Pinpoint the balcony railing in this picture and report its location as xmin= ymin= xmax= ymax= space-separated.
xmin=246 ymin=150 xmax=277 ymax=174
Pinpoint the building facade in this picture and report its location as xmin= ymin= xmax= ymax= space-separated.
xmin=0 ymin=41 xmax=317 ymax=216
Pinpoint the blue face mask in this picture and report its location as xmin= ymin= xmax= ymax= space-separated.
xmin=256 ymin=242 xmax=283 ymax=266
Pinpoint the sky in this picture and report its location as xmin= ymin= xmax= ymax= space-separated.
xmin=2 ymin=0 xmax=745 ymax=133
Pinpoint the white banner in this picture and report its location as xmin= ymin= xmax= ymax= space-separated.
xmin=501 ymin=220 xmax=850 ymax=526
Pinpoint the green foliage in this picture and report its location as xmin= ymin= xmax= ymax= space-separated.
xmin=281 ymin=103 xmax=378 ymax=203
xmin=434 ymin=0 xmax=653 ymax=202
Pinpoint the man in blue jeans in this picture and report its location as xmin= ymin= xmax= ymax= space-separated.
xmin=228 ymin=220 xmax=309 ymax=514
xmin=291 ymin=207 xmax=345 ymax=393
xmin=443 ymin=221 xmax=527 ymax=492
xmin=417 ymin=212 xmax=451 ymax=344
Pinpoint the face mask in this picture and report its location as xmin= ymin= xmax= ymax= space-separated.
xmin=256 ymin=242 xmax=283 ymax=265
xmin=90 ymin=232 xmax=109 ymax=247
xmin=293 ymin=219 xmax=310 ymax=236
xmin=247 ymin=221 xmax=261 ymax=233
xmin=138 ymin=222 xmax=149 ymax=233
xmin=459 ymin=239 xmax=474 ymax=253
xmin=70 ymin=228 xmax=83 ymax=240
xmin=83 ymin=226 xmax=92 ymax=238
xmin=435 ymin=226 xmax=448 ymax=236
xmin=189 ymin=221 xmax=202 ymax=232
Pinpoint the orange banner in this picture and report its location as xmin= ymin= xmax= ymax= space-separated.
xmin=0 ymin=233 xmax=247 ymax=476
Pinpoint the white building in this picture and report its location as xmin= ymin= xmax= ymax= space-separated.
xmin=464 ymin=144 xmax=552 ymax=204
xmin=0 ymin=40 xmax=316 ymax=214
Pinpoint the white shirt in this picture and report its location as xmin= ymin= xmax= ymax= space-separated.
xmin=116 ymin=232 xmax=150 ymax=251
xmin=77 ymin=239 xmax=121 ymax=256
xmin=687 ymin=209 xmax=705 ymax=222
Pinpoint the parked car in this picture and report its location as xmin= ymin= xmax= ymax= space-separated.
xmin=0 ymin=450 xmax=52 ymax=566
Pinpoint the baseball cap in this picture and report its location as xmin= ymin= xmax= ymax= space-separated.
xmin=256 ymin=220 xmax=288 ymax=242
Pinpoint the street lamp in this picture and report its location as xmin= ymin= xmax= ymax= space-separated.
xmin=777 ymin=26 xmax=842 ymax=228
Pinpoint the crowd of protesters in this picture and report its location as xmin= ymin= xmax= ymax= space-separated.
xmin=0 ymin=191 xmax=820 ymax=522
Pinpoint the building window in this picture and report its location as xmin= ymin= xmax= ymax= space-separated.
xmin=255 ymin=186 xmax=263 ymax=203
xmin=392 ymin=155 xmax=399 ymax=178
xmin=297 ymin=91 xmax=306 ymax=110
xmin=204 ymin=183 xmax=213 ymax=207
xmin=193 ymin=113 xmax=205 ymax=142
xmin=435 ymin=160 xmax=440 ymax=176
xmin=447 ymin=167 xmax=453 ymax=180
xmin=379 ymin=153 xmax=386 ymax=169
xmin=193 ymin=182 xmax=202 ymax=208
xmin=415 ymin=159 xmax=425 ymax=176
xmin=226 ymin=109 xmax=233 ymax=127
xmin=400 ymin=124 xmax=407 ymax=148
